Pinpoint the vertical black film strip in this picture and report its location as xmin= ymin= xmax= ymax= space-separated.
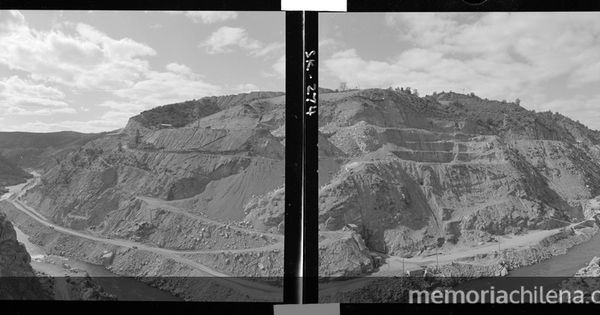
xmin=284 ymin=10 xmax=304 ymax=305
xmin=303 ymin=11 xmax=319 ymax=304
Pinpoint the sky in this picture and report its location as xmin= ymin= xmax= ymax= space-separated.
xmin=320 ymin=13 xmax=600 ymax=131
xmin=0 ymin=10 xmax=284 ymax=133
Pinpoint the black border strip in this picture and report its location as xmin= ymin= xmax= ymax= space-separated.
xmin=284 ymin=10 xmax=304 ymax=305
xmin=0 ymin=0 xmax=280 ymax=10
xmin=347 ymin=0 xmax=600 ymax=12
xmin=303 ymin=10 xmax=319 ymax=304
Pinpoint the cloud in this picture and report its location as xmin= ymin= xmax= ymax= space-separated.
xmin=183 ymin=11 xmax=238 ymax=24
xmin=200 ymin=27 xmax=283 ymax=58
xmin=323 ymin=13 xmax=600 ymax=114
xmin=2 ymin=10 xmax=26 ymax=25
xmin=166 ymin=11 xmax=238 ymax=24
xmin=234 ymin=83 xmax=259 ymax=93
xmin=112 ymin=64 xmax=221 ymax=105
xmin=0 ymin=12 xmax=156 ymax=90
xmin=318 ymin=38 xmax=344 ymax=57
xmin=262 ymin=55 xmax=285 ymax=78
xmin=249 ymin=42 xmax=285 ymax=57
xmin=0 ymin=76 xmax=75 ymax=115
xmin=5 ymin=107 xmax=76 ymax=116
xmin=200 ymin=27 xmax=257 ymax=54
xmin=165 ymin=62 xmax=195 ymax=76
xmin=542 ymin=95 xmax=600 ymax=131
xmin=97 ymin=63 xmax=222 ymax=123
xmin=0 ymin=118 xmax=124 ymax=133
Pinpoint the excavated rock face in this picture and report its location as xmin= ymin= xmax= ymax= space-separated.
xmin=243 ymin=187 xmax=285 ymax=234
xmin=318 ymin=231 xmax=374 ymax=278
xmin=24 ymin=93 xmax=286 ymax=253
xmin=574 ymin=256 xmax=600 ymax=277
xmin=0 ymin=212 xmax=51 ymax=299
xmin=248 ymin=88 xmax=600 ymax=260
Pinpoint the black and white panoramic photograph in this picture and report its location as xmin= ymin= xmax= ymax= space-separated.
xmin=0 ymin=10 xmax=285 ymax=301
xmin=317 ymin=12 xmax=600 ymax=303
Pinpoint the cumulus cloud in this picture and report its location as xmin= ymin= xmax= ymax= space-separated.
xmin=324 ymin=13 xmax=600 ymax=110
xmin=249 ymin=42 xmax=285 ymax=57
xmin=262 ymin=55 xmax=285 ymax=78
xmin=166 ymin=11 xmax=238 ymax=24
xmin=184 ymin=11 xmax=238 ymax=24
xmin=539 ymin=94 xmax=600 ymax=130
xmin=200 ymin=26 xmax=283 ymax=58
xmin=0 ymin=76 xmax=75 ymax=115
xmin=200 ymin=27 xmax=258 ymax=54
xmin=112 ymin=64 xmax=221 ymax=105
xmin=97 ymin=63 xmax=222 ymax=125
xmin=165 ymin=62 xmax=194 ymax=76
xmin=234 ymin=83 xmax=259 ymax=93
xmin=0 ymin=13 xmax=156 ymax=90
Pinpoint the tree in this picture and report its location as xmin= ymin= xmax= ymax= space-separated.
xmin=515 ymin=98 xmax=521 ymax=105
xmin=195 ymin=105 xmax=203 ymax=128
xmin=405 ymin=87 xmax=411 ymax=94
xmin=117 ymin=142 xmax=123 ymax=152
xmin=135 ymin=129 xmax=141 ymax=145
xmin=413 ymin=89 xmax=419 ymax=97
xmin=339 ymin=82 xmax=348 ymax=91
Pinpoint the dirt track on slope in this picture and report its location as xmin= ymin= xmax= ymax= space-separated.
xmin=2 ymin=174 xmax=283 ymax=299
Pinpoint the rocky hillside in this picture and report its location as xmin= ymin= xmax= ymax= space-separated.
xmin=560 ymin=256 xmax=600 ymax=303
xmin=20 ymin=87 xmax=600 ymax=282
xmin=124 ymin=91 xmax=284 ymax=132
xmin=0 ymin=131 xmax=101 ymax=172
xmin=6 ymin=92 xmax=286 ymax=290
xmin=247 ymin=88 xmax=600 ymax=260
xmin=0 ymin=212 xmax=51 ymax=299
xmin=0 ymin=154 xmax=32 ymax=192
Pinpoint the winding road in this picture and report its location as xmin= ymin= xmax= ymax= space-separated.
xmin=2 ymin=173 xmax=283 ymax=300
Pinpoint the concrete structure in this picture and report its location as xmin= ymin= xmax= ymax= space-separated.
xmin=369 ymin=252 xmax=383 ymax=267
xmin=345 ymin=223 xmax=359 ymax=232
xmin=406 ymin=266 xmax=425 ymax=277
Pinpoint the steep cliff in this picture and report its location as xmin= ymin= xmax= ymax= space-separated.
xmin=246 ymin=88 xmax=600 ymax=260
xmin=0 ymin=212 xmax=51 ymax=299
xmin=11 ymin=92 xmax=286 ymax=299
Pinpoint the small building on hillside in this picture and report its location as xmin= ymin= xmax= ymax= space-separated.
xmin=345 ymin=223 xmax=359 ymax=232
xmin=406 ymin=266 xmax=425 ymax=277
xmin=370 ymin=252 xmax=384 ymax=267
xmin=159 ymin=123 xmax=173 ymax=129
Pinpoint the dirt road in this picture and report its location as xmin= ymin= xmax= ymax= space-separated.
xmin=136 ymin=196 xmax=283 ymax=240
xmin=3 ymin=174 xmax=282 ymax=299
xmin=320 ymin=213 xmax=593 ymax=295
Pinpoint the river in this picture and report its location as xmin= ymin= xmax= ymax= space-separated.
xmin=452 ymin=230 xmax=600 ymax=297
xmin=2 ymin=177 xmax=182 ymax=301
xmin=14 ymin=225 xmax=182 ymax=301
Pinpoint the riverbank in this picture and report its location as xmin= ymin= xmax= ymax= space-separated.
xmin=319 ymin=224 xmax=599 ymax=303
xmin=0 ymin=199 xmax=280 ymax=301
xmin=559 ymin=256 xmax=600 ymax=302
xmin=431 ymin=225 xmax=599 ymax=279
